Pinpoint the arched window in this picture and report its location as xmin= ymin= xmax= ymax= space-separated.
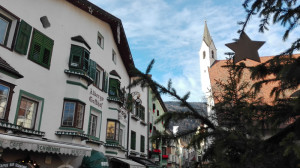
xmin=203 ymin=51 xmax=206 ymax=59
xmin=211 ymin=50 xmax=214 ymax=58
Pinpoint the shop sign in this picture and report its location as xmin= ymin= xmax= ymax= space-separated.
xmin=89 ymin=88 xmax=104 ymax=108
xmin=37 ymin=145 xmax=60 ymax=153
xmin=0 ymin=162 xmax=27 ymax=168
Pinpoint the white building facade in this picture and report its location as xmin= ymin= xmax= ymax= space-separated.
xmin=0 ymin=0 xmax=150 ymax=167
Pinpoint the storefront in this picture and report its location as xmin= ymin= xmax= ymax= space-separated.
xmin=109 ymin=157 xmax=145 ymax=168
xmin=0 ymin=133 xmax=92 ymax=167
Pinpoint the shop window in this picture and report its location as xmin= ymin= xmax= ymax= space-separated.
xmin=106 ymin=120 xmax=119 ymax=141
xmin=69 ymin=44 xmax=90 ymax=72
xmin=131 ymin=130 xmax=136 ymax=150
xmin=0 ymin=7 xmax=18 ymax=49
xmin=112 ymin=49 xmax=116 ymax=64
xmin=28 ymin=29 xmax=54 ymax=69
xmin=97 ymin=32 xmax=104 ymax=49
xmin=108 ymin=78 xmax=120 ymax=98
xmin=15 ymin=90 xmax=44 ymax=130
xmin=140 ymin=135 xmax=145 ymax=152
xmin=88 ymin=107 xmax=102 ymax=138
xmin=14 ymin=20 xmax=32 ymax=55
xmin=0 ymin=80 xmax=15 ymax=121
xmin=61 ymin=100 xmax=85 ymax=129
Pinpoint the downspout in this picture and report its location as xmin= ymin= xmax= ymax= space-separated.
xmin=126 ymin=79 xmax=131 ymax=158
xmin=147 ymin=86 xmax=150 ymax=159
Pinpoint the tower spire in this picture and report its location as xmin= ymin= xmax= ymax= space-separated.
xmin=203 ymin=21 xmax=213 ymax=46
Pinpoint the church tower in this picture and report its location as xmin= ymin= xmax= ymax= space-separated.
xmin=199 ymin=21 xmax=217 ymax=117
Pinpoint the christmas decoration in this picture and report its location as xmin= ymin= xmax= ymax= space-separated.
xmin=225 ymin=32 xmax=265 ymax=63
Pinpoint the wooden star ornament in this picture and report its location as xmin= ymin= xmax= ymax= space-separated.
xmin=225 ymin=32 xmax=265 ymax=63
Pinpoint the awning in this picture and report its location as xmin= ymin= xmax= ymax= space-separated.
xmin=129 ymin=156 xmax=160 ymax=168
xmin=0 ymin=133 xmax=92 ymax=156
xmin=110 ymin=157 xmax=145 ymax=168
xmin=81 ymin=150 xmax=109 ymax=168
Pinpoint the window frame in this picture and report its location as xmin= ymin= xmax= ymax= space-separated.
xmin=94 ymin=65 xmax=104 ymax=90
xmin=61 ymin=99 xmax=85 ymax=130
xmin=108 ymin=78 xmax=120 ymax=98
xmin=0 ymin=80 xmax=15 ymax=121
xmin=88 ymin=106 xmax=102 ymax=139
xmin=97 ymin=31 xmax=104 ymax=49
xmin=106 ymin=119 xmax=120 ymax=142
xmin=14 ymin=90 xmax=44 ymax=131
xmin=112 ymin=49 xmax=116 ymax=64
xmin=140 ymin=135 xmax=145 ymax=152
xmin=0 ymin=6 xmax=19 ymax=50
xmin=16 ymin=97 xmax=39 ymax=129
xmin=0 ymin=13 xmax=12 ymax=46
xmin=131 ymin=130 xmax=136 ymax=150
xmin=69 ymin=44 xmax=90 ymax=72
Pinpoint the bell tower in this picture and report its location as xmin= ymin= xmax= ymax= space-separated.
xmin=199 ymin=21 xmax=216 ymax=117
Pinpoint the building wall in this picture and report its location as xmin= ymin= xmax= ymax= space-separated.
xmin=0 ymin=0 xmax=135 ymax=167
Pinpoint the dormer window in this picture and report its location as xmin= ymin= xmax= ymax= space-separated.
xmin=203 ymin=51 xmax=206 ymax=59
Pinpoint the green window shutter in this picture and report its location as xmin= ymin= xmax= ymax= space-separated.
xmin=15 ymin=20 xmax=32 ymax=55
xmin=69 ymin=45 xmax=82 ymax=68
xmin=29 ymin=29 xmax=53 ymax=68
xmin=88 ymin=59 xmax=96 ymax=81
xmin=41 ymin=35 xmax=54 ymax=67
xmin=131 ymin=131 xmax=136 ymax=150
xmin=141 ymin=135 xmax=145 ymax=152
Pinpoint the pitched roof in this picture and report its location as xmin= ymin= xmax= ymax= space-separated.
xmin=0 ymin=57 xmax=23 ymax=78
xmin=208 ymin=54 xmax=300 ymax=104
xmin=203 ymin=21 xmax=213 ymax=46
xmin=65 ymin=0 xmax=135 ymax=76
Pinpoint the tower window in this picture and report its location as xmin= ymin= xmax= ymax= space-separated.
xmin=212 ymin=51 xmax=214 ymax=58
xmin=203 ymin=51 xmax=206 ymax=59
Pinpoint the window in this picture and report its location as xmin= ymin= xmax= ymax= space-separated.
xmin=61 ymin=100 xmax=85 ymax=129
xmin=17 ymin=97 xmax=38 ymax=129
xmin=89 ymin=114 xmax=97 ymax=136
xmin=14 ymin=20 xmax=32 ymax=55
xmin=0 ymin=14 xmax=11 ymax=45
xmin=15 ymin=90 xmax=44 ymax=130
xmin=28 ymin=29 xmax=54 ymax=69
xmin=203 ymin=51 xmax=206 ymax=59
xmin=157 ymin=110 xmax=159 ymax=116
xmin=97 ymin=32 xmax=104 ymax=49
xmin=140 ymin=135 xmax=145 ymax=152
xmin=0 ymin=7 xmax=18 ymax=49
xmin=88 ymin=107 xmax=102 ymax=138
xmin=108 ymin=78 xmax=120 ymax=98
xmin=119 ymin=128 xmax=123 ymax=146
xmin=89 ymin=59 xmax=106 ymax=90
xmin=153 ymin=104 xmax=155 ymax=113
xmin=212 ymin=50 xmax=214 ymax=58
xmin=112 ymin=49 xmax=116 ymax=64
xmin=134 ymin=102 xmax=145 ymax=121
xmin=69 ymin=44 xmax=90 ymax=72
xmin=0 ymin=80 xmax=14 ymax=121
xmin=106 ymin=120 xmax=119 ymax=141
xmin=131 ymin=131 xmax=136 ymax=150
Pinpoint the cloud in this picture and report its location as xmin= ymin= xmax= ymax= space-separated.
xmin=90 ymin=0 xmax=300 ymax=102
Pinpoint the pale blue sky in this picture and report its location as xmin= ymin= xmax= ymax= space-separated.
xmin=90 ymin=0 xmax=300 ymax=102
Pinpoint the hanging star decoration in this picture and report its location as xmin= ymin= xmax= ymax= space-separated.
xmin=225 ymin=32 xmax=265 ymax=63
